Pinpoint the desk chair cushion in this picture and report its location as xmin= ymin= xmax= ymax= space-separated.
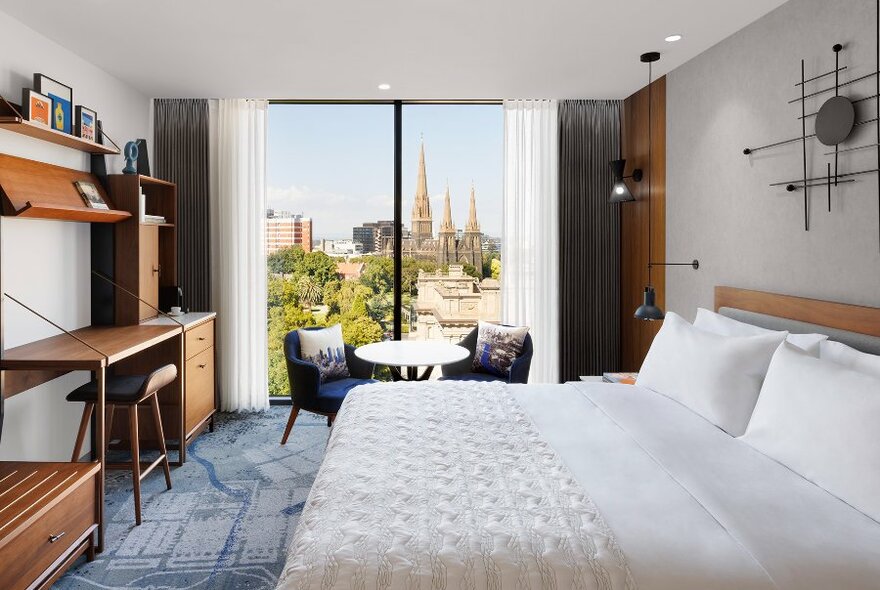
xmin=297 ymin=324 xmax=350 ymax=383
xmin=311 ymin=377 xmax=377 ymax=414
xmin=66 ymin=364 xmax=178 ymax=404
xmin=472 ymin=321 xmax=530 ymax=378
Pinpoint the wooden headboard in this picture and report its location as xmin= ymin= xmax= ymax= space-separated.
xmin=715 ymin=286 xmax=880 ymax=338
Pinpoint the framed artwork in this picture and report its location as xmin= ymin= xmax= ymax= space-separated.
xmin=20 ymin=89 xmax=51 ymax=127
xmin=74 ymin=180 xmax=109 ymax=210
xmin=34 ymin=74 xmax=73 ymax=134
xmin=75 ymin=105 xmax=97 ymax=142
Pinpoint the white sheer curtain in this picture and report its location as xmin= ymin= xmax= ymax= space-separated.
xmin=502 ymin=99 xmax=560 ymax=383
xmin=209 ymin=99 xmax=270 ymax=411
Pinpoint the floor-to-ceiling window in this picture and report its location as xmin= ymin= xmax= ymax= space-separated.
xmin=266 ymin=101 xmax=501 ymax=397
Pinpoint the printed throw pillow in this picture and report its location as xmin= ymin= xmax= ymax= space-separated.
xmin=472 ymin=321 xmax=529 ymax=378
xmin=298 ymin=324 xmax=350 ymax=383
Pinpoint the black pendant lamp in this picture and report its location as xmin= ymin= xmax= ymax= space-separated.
xmin=632 ymin=51 xmax=700 ymax=321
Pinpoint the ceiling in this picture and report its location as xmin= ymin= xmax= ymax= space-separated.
xmin=0 ymin=0 xmax=788 ymax=100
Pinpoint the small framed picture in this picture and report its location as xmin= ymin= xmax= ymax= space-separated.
xmin=20 ymin=89 xmax=52 ymax=127
xmin=74 ymin=180 xmax=109 ymax=210
xmin=75 ymin=106 xmax=97 ymax=142
xmin=34 ymin=74 xmax=73 ymax=134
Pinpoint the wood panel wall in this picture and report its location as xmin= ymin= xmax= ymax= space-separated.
xmin=620 ymin=76 xmax=666 ymax=371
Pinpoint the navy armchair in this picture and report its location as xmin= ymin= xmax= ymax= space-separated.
xmin=280 ymin=328 xmax=376 ymax=444
xmin=439 ymin=326 xmax=533 ymax=384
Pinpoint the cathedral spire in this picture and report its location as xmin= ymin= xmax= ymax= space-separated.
xmin=466 ymin=183 xmax=480 ymax=232
xmin=411 ymin=137 xmax=433 ymax=243
xmin=439 ymin=183 xmax=455 ymax=233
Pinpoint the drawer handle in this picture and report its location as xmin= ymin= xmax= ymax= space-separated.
xmin=198 ymin=337 xmax=207 ymax=341
xmin=49 ymin=532 xmax=66 ymax=543
xmin=198 ymin=364 xmax=207 ymax=369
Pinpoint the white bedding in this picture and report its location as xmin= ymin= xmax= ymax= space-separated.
xmin=277 ymin=381 xmax=880 ymax=590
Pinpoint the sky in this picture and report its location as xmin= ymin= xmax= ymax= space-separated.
xmin=267 ymin=103 xmax=503 ymax=241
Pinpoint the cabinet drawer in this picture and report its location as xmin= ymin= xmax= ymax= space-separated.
xmin=0 ymin=475 xmax=96 ymax=590
xmin=186 ymin=347 xmax=215 ymax=435
xmin=185 ymin=320 xmax=214 ymax=360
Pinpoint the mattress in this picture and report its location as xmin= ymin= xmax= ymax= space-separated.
xmin=276 ymin=381 xmax=880 ymax=590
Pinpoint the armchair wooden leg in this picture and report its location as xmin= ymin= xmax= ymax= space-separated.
xmin=328 ymin=413 xmax=336 ymax=427
xmin=71 ymin=403 xmax=94 ymax=462
xmin=129 ymin=404 xmax=142 ymax=526
xmin=281 ymin=405 xmax=300 ymax=445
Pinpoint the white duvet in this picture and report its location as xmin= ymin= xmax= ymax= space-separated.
xmin=277 ymin=380 xmax=880 ymax=590
xmin=276 ymin=381 xmax=635 ymax=590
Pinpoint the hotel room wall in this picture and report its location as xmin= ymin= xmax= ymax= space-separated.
xmin=666 ymin=0 xmax=880 ymax=319
xmin=0 ymin=9 xmax=151 ymax=460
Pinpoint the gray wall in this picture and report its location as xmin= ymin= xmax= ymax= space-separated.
xmin=667 ymin=0 xmax=880 ymax=319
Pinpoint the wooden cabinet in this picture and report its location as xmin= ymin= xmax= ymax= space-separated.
xmin=183 ymin=316 xmax=216 ymax=439
xmin=138 ymin=224 xmax=161 ymax=321
xmin=0 ymin=462 xmax=100 ymax=590
xmin=107 ymin=175 xmax=178 ymax=326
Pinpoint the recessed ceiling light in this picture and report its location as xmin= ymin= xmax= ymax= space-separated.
xmin=378 ymin=83 xmax=391 ymax=90
xmin=665 ymin=34 xmax=682 ymax=43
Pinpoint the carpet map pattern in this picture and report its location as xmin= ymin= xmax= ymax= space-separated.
xmin=56 ymin=406 xmax=328 ymax=590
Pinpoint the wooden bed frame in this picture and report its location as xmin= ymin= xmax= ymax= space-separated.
xmin=714 ymin=286 xmax=880 ymax=338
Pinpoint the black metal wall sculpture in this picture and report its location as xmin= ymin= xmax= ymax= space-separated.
xmin=743 ymin=0 xmax=880 ymax=248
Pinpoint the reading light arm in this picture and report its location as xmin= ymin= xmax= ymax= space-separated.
xmin=648 ymin=260 xmax=700 ymax=270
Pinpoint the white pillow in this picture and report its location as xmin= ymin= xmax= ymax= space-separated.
xmin=694 ymin=307 xmax=827 ymax=356
xmin=820 ymin=340 xmax=880 ymax=380
xmin=636 ymin=312 xmax=787 ymax=436
xmin=298 ymin=324 xmax=350 ymax=383
xmin=741 ymin=342 xmax=880 ymax=522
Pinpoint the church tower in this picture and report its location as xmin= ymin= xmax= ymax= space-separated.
xmin=460 ymin=183 xmax=483 ymax=274
xmin=436 ymin=184 xmax=457 ymax=266
xmin=410 ymin=140 xmax=433 ymax=245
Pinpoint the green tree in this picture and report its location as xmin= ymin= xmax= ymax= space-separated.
xmin=300 ymin=251 xmax=338 ymax=285
xmin=490 ymin=258 xmax=501 ymax=280
xmin=268 ymin=275 xmax=299 ymax=310
xmin=341 ymin=315 xmax=384 ymax=347
xmin=267 ymin=246 xmax=305 ymax=276
xmin=296 ymin=275 xmax=323 ymax=310
xmin=360 ymin=256 xmax=394 ymax=295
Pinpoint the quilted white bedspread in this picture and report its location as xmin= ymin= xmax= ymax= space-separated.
xmin=276 ymin=381 xmax=635 ymax=590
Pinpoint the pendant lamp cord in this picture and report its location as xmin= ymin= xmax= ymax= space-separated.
xmin=647 ymin=59 xmax=653 ymax=288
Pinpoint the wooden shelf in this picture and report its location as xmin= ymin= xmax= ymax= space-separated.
xmin=0 ymin=116 xmax=119 ymax=155
xmin=12 ymin=201 xmax=131 ymax=223
xmin=141 ymin=222 xmax=175 ymax=228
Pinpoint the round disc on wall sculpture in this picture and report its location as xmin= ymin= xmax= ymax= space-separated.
xmin=815 ymin=95 xmax=855 ymax=146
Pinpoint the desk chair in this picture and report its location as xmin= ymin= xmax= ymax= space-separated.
xmin=68 ymin=364 xmax=176 ymax=525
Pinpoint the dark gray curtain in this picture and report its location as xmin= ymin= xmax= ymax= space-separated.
xmin=154 ymin=99 xmax=211 ymax=313
xmin=558 ymin=100 xmax=621 ymax=380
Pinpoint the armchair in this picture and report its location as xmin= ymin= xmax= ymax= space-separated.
xmin=280 ymin=328 xmax=376 ymax=444
xmin=440 ymin=326 xmax=533 ymax=384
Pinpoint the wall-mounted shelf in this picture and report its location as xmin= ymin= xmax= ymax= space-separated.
xmin=0 ymin=153 xmax=128 ymax=224
xmin=0 ymin=115 xmax=119 ymax=155
xmin=12 ymin=201 xmax=131 ymax=223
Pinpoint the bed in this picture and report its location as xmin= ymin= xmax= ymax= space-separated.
xmin=276 ymin=287 xmax=880 ymax=590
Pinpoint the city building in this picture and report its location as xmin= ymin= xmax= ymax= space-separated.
xmin=336 ymin=261 xmax=365 ymax=280
xmin=266 ymin=211 xmax=312 ymax=254
xmin=411 ymin=264 xmax=500 ymax=342
xmin=318 ymin=239 xmax=363 ymax=257
xmin=381 ymin=142 xmax=483 ymax=274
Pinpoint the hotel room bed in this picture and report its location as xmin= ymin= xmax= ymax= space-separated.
xmin=276 ymin=289 xmax=880 ymax=590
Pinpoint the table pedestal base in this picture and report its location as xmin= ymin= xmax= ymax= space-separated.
xmin=390 ymin=365 xmax=435 ymax=381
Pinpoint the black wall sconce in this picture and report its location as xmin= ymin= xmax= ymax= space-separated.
xmin=609 ymin=159 xmax=642 ymax=203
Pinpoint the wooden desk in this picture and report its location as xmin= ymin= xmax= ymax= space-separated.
xmin=0 ymin=323 xmax=182 ymax=554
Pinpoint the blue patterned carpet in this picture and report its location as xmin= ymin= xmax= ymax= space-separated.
xmin=57 ymin=406 xmax=329 ymax=590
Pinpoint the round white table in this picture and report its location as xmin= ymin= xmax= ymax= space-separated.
xmin=355 ymin=341 xmax=470 ymax=381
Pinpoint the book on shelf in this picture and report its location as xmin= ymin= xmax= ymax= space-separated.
xmin=142 ymin=214 xmax=167 ymax=225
